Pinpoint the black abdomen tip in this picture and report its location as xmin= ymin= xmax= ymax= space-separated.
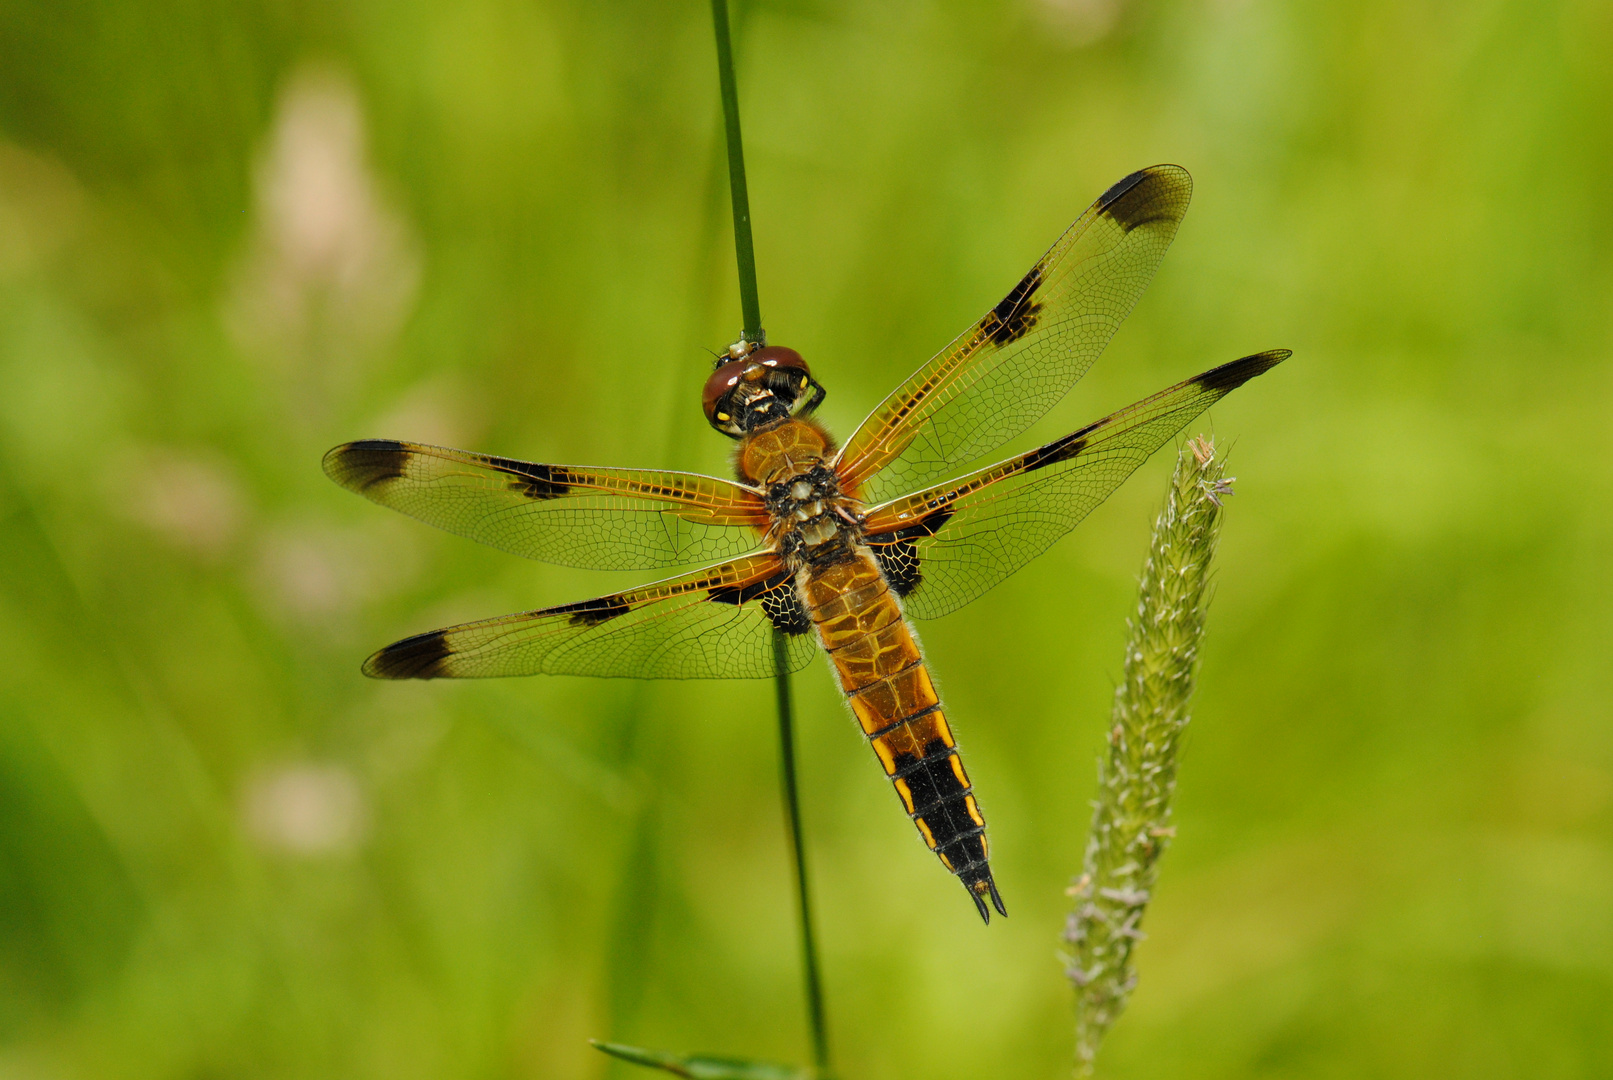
xmin=964 ymin=871 xmax=1007 ymax=924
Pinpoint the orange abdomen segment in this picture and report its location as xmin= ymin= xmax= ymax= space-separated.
xmin=803 ymin=554 xmax=1006 ymax=922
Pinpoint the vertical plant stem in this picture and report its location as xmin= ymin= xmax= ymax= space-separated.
xmin=711 ymin=0 xmax=763 ymax=342
xmin=774 ymin=631 xmax=831 ymax=1077
xmin=712 ymin=1 xmax=831 ymax=1073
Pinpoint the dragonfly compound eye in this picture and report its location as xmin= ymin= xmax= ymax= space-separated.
xmin=702 ymin=347 xmax=814 ymax=436
xmin=702 ymin=358 xmax=752 ymax=435
xmin=750 ymin=345 xmax=810 ymax=379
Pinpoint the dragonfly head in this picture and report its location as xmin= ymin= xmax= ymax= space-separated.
xmin=703 ymin=346 xmax=825 ymax=438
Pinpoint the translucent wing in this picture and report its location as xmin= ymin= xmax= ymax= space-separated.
xmin=324 ymin=440 xmax=768 ymax=571
xmin=862 ymin=350 xmax=1289 ymax=620
xmin=836 ymin=165 xmax=1193 ymax=505
xmin=362 ymin=553 xmax=818 ymax=681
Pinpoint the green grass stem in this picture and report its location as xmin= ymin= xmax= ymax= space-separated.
xmin=711 ymin=0 xmax=763 ymax=344
xmin=710 ymin=3 xmax=830 ymax=1074
xmin=773 ymin=632 xmax=831 ymax=1077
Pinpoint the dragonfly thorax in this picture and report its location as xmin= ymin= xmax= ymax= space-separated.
xmin=764 ymin=463 xmax=839 ymax=519
xmin=736 ymin=416 xmax=831 ymax=484
xmin=761 ymin=460 xmax=864 ymax=567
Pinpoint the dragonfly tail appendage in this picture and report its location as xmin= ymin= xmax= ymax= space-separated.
xmin=804 ymin=553 xmax=1006 ymax=923
xmin=966 ymin=869 xmax=1008 ymax=923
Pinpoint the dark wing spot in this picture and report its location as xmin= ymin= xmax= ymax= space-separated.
xmin=868 ymin=503 xmax=956 ymax=598
xmin=1019 ymin=428 xmax=1093 ymax=473
xmin=979 ymin=264 xmax=1044 ymax=346
xmin=1098 ymin=164 xmax=1191 ymax=233
xmin=485 ymin=455 xmax=573 ymax=499
xmin=548 ymin=595 xmax=633 ymax=627
xmin=709 ymin=570 xmax=810 ymax=635
xmin=707 ymin=569 xmax=790 ymax=606
xmin=761 ymin=584 xmax=812 ymax=636
xmin=1190 ymin=349 xmax=1291 ymax=393
xmin=1097 ymin=168 xmax=1151 ymax=210
xmin=876 ymin=503 xmax=957 ymax=543
xmin=325 ymin=439 xmax=411 ymax=492
xmin=871 ymin=538 xmax=923 ymax=597
xmin=364 ymin=628 xmax=451 ymax=679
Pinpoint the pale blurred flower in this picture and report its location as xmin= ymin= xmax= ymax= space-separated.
xmin=0 ymin=141 xmax=84 ymax=281
xmin=120 ymin=449 xmax=248 ymax=558
xmin=225 ymin=65 xmax=420 ymax=411
xmin=243 ymin=762 xmax=368 ymax=856
xmin=368 ymin=375 xmax=486 ymax=451
xmin=255 ymin=517 xmax=421 ymax=627
xmin=1034 ymin=0 xmax=1125 ymax=46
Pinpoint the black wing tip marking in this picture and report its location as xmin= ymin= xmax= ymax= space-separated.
xmin=1097 ymin=163 xmax=1193 ymax=233
xmin=483 ymin=455 xmax=573 ymax=500
xmin=981 ymin=164 xmax=1194 ymax=349
xmin=1098 ymin=168 xmax=1150 ymax=208
xmin=322 ymin=441 xmax=573 ymax=501
xmin=1016 ymin=349 xmax=1287 ymax=479
xmin=964 ymin=873 xmax=1007 ymax=924
xmin=1097 ymin=163 xmax=1189 ymax=203
xmin=548 ymin=595 xmax=633 ymax=627
xmin=324 ymin=439 xmax=412 ymax=492
xmin=339 ymin=438 xmax=408 ymax=453
xmin=364 ymin=628 xmax=452 ymax=679
xmin=1192 ymin=348 xmax=1292 ymax=393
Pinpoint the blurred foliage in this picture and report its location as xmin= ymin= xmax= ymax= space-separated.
xmin=592 ymin=1040 xmax=807 ymax=1079
xmin=0 ymin=1 xmax=1609 ymax=1078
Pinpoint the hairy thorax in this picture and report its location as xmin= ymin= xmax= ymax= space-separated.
xmin=739 ymin=418 xmax=866 ymax=571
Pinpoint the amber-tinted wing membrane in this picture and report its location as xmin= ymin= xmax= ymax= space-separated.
xmin=862 ymin=350 xmax=1289 ymax=620
xmin=363 ymin=553 xmax=817 ymax=681
xmin=836 ymin=166 xmax=1193 ymax=505
xmin=324 ymin=440 xmax=767 ymax=571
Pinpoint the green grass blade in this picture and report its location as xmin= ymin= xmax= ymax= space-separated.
xmin=592 ymin=1040 xmax=809 ymax=1080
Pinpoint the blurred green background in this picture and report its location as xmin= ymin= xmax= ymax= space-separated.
xmin=1 ymin=0 xmax=1610 ymax=1077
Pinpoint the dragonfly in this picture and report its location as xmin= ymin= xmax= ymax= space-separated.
xmin=324 ymin=165 xmax=1287 ymax=923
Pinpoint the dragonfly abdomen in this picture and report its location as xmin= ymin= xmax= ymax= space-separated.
xmin=802 ymin=553 xmax=1007 ymax=923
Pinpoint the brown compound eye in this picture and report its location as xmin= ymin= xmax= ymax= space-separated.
xmin=750 ymin=345 xmax=810 ymax=378
xmin=702 ymin=358 xmax=752 ymax=431
xmin=702 ymin=346 xmax=814 ymax=436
